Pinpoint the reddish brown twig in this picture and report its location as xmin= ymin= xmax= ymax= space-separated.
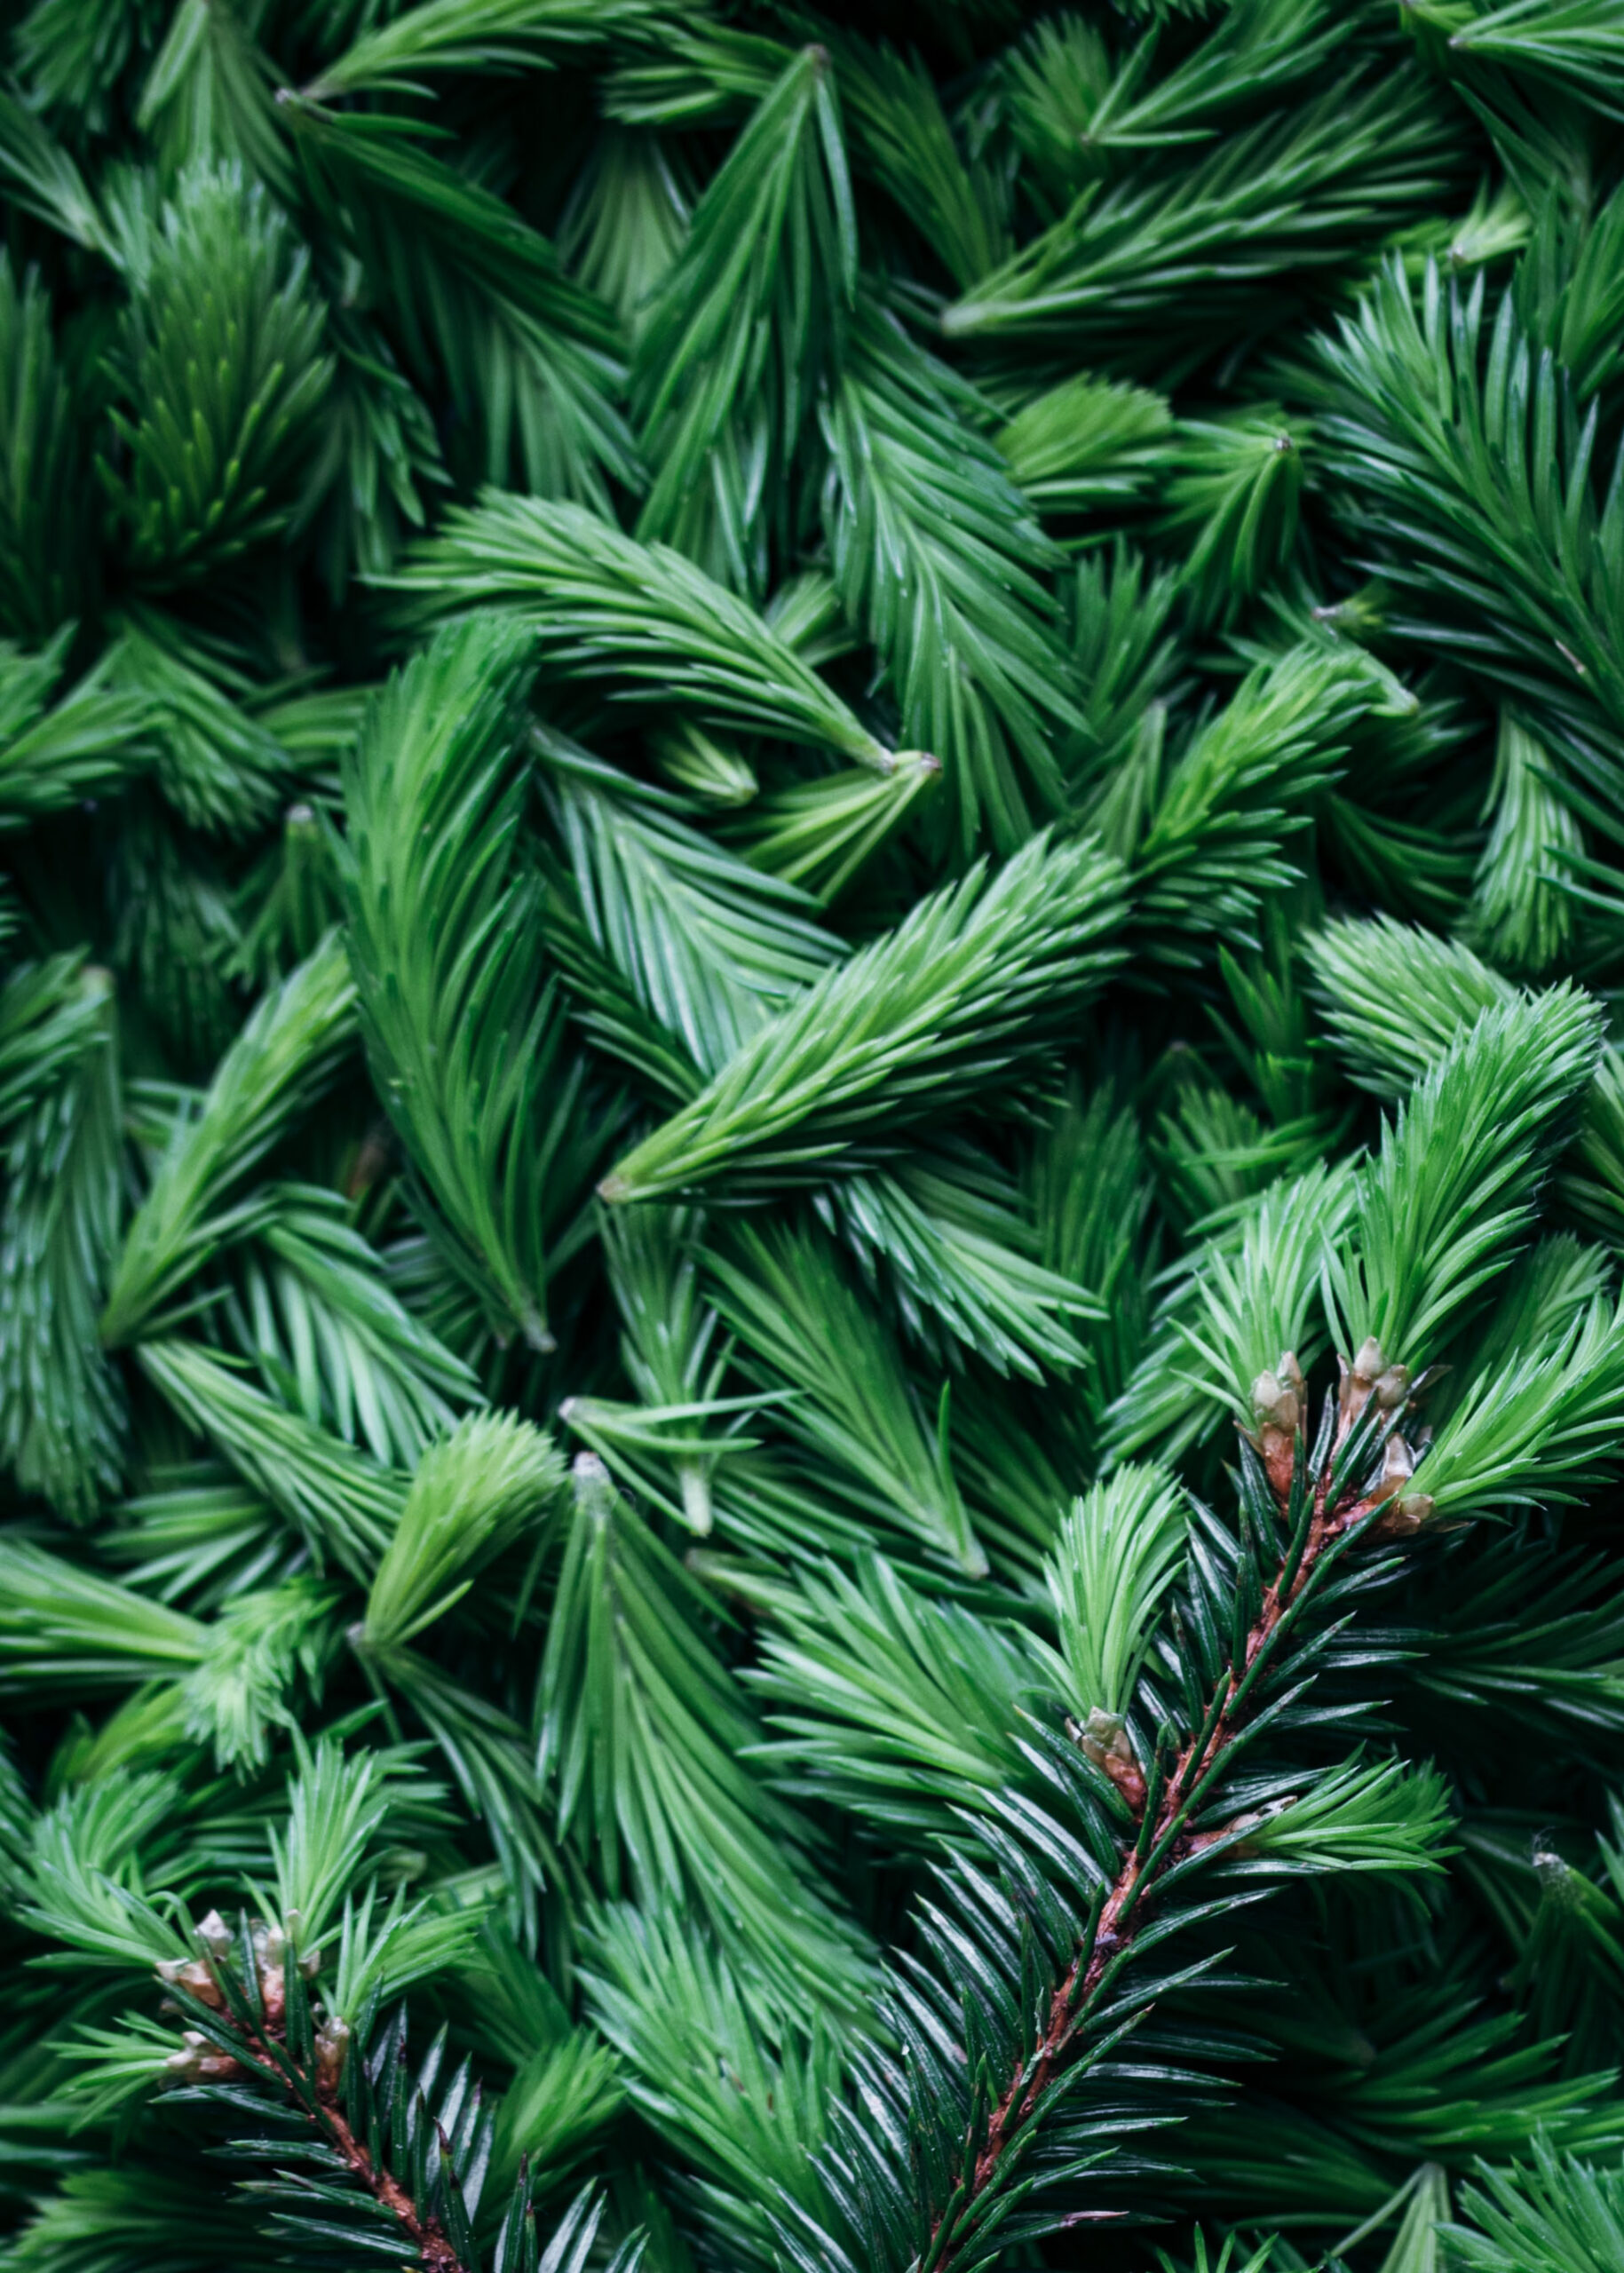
xmin=166 ymin=1936 xmax=466 ymax=2273
xmin=321 ymin=2102 xmax=463 ymax=2273
xmin=936 ymin=1367 xmax=1409 ymax=2269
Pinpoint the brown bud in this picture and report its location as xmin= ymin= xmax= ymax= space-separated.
xmin=252 ymin=1925 xmax=287 ymax=2028
xmin=194 ymin=1910 xmax=233 ymax=1960
xmin=1379 ymin=1432 xmax=1414 ymax=1490
xmin=1073 ymin=1708 xmax=1148 ymax=1814
xmin=1374 ymin=1362 xmax=1412 ymax=1411
xmin=314 ymin=2016 xmax=351 ymax=2096
xmin=278 ymin=1910 xmax=321 ymax=1979
xmin=1218 ymin=1804 xmax=1275 ymax=1858
xmin=1336 ymin=1335 xmax=1415 ymax=1438
xmin=155 ymin=1956 xmax=226 ymax=2009
xmin=1249 ymin=1350 xmax=1304 ymax=1501
xmin=1371 ymin=1489 xmax=1433 ymax=1540
xmin=1250 ymin=1369 xmax=1293 ymax=1431
xmin=165 ymin=2029 xmax=242 ymax=2082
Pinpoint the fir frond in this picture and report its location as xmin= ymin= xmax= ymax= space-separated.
xmin=827 ymin=1152 xmax=1100 ymax=1382
xmin=582 ymin=1903 xmax=841 ymax=2273
xmin=360 ymin=1411 xmax=565 ymax=1651
xmin=558 ymin=124 xmax=691 ymax=335
xmin=339 ymin=616 xmax=604 ymax=1354
xmin=294 ymin=310 xmax=447 ymax=597
xmin=15 ymin=0 xmax=161 ymax=134
xmin=101 ymin=933 xmax=357 ymax=1349
xmin=301 ymin=0 xmax=656 ymax=103
xmin=822 ymin=303 xmax=1078 ymax=852
xmin=943 ymin=70 xmax=1462 ymax=355
xmin=1324 ymin=986 xmax=1604 ymax=1366
xmin=285 ymin=101 xmax=639 ymax=506
xmin=730 ymin=752 xmax=943 ymax=904
xmin=0 ymin=254 xmax=94 ymax=639
xmin=996 ymin=371 xmax=1174 ymax=520
xmin=0 ymin=630 xmax=155 ymax=826
xmin=105 ymin=1462 xmax=299 ymax=1613
xmin=1000 ymin=0 xmax=1345 ymax=212
xmin=0 ymin=1540 xmax=209 ymax=1701
xmin=0 ymin=963 xmax=125 ymax=1519
xmin=535 ymin=1453 xmax=878 ymax=2021
xmin=100 ymin=161 xmax=334 ymax=582
xmin=540 ymin=733 xmax=840 ymax=1078
xmin=223 ymin=1184 xmax=479 ymax=1467
xmin=386 ymin=493 xmax=899 ymax=771
xmin=0 ymin=86 xmax=118 ymax=257
xmin=599 ymin=831 xmax=1129 ymax=1202
xmin=1106 ymin=1160 xmax=1359 ymax=1462
xmin=110 ymin=611 xmax=289 ymax=836
xmin=707 ymin=1216 xmax=988 ymax=1578
xmin=1128 ymin=645 xmax=1381 ymax=954
xmin=138 ymin=0 xmax=295 ymax=198
xmin=1466 ymin=709 xmax=1587 ymax=972
xmin=1311 ymin=256 xmax=1624 ymax=805
xmin=573 ymin=1200 xmax=744 ymax=1536
xmin=1034 ymin=1465 xmax=1187 ymax=1720
xmin=832 ymin=34 xmax=1010 ymax=293
xmin=631 ymin=44 xmax=854 ymax=591
xmin=106 ymin=799 xmax=245 ymax=1067
xmin=135 ymin=1336 xmax=405 ymax=1577
xmin=22 ymin=1738 xmax=600 ymax=2273
xmin=1448 ymin=0 xmax=1624 ymax=121
xmin=1410 ymin=1286 xmax=1624 ymax=1522
xmin=1158 ymin=407 xmax=1309 ymax=630
xmin=1451 ymin=2138 xmax=1624 ymax=2269
xmin=1026 ymin=1074 xmax=1158 ymax=1437
xmin=1303 ymin=914 xmax=1515 ymax=1098
xmin=750 ymin=1555 xmax=1040 ymax=1838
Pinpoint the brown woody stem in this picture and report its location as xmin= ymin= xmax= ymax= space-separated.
xmin=934 ymin=1413 xmax=1395 ymax=2270
xmin=203 ymin=1998 xmax=466 ymax=2273
xmin=319 ymin=2102 xmax=463 ymax=2273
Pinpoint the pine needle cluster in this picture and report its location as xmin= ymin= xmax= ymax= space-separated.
xmin=1 ymin=4 xmax=1623 ymax=2272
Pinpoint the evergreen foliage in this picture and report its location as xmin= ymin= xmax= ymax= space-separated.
xmin=2 ymin=6 xmax=1624 ymax=2273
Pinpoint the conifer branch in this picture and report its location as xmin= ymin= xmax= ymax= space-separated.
xmin=631 ymin=43 xmax=854 ymax=590
xmin=599 ymin=832 xmax=1129 ymax=1202
xmin=943 ymin=72 xmax=1462 ymax=351
xmin=928 ymin=1366 xmax=1413 ymax=2269
xmin=101 ymin=933 xmax=358 ymax=1350
xmin=387 ymin=493 xmax=903 ymax=772
xmin=5 ymin=11 xmax=1624 ymax=2269
xmin=821 ymin=302 xmax=1078 ymax=852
